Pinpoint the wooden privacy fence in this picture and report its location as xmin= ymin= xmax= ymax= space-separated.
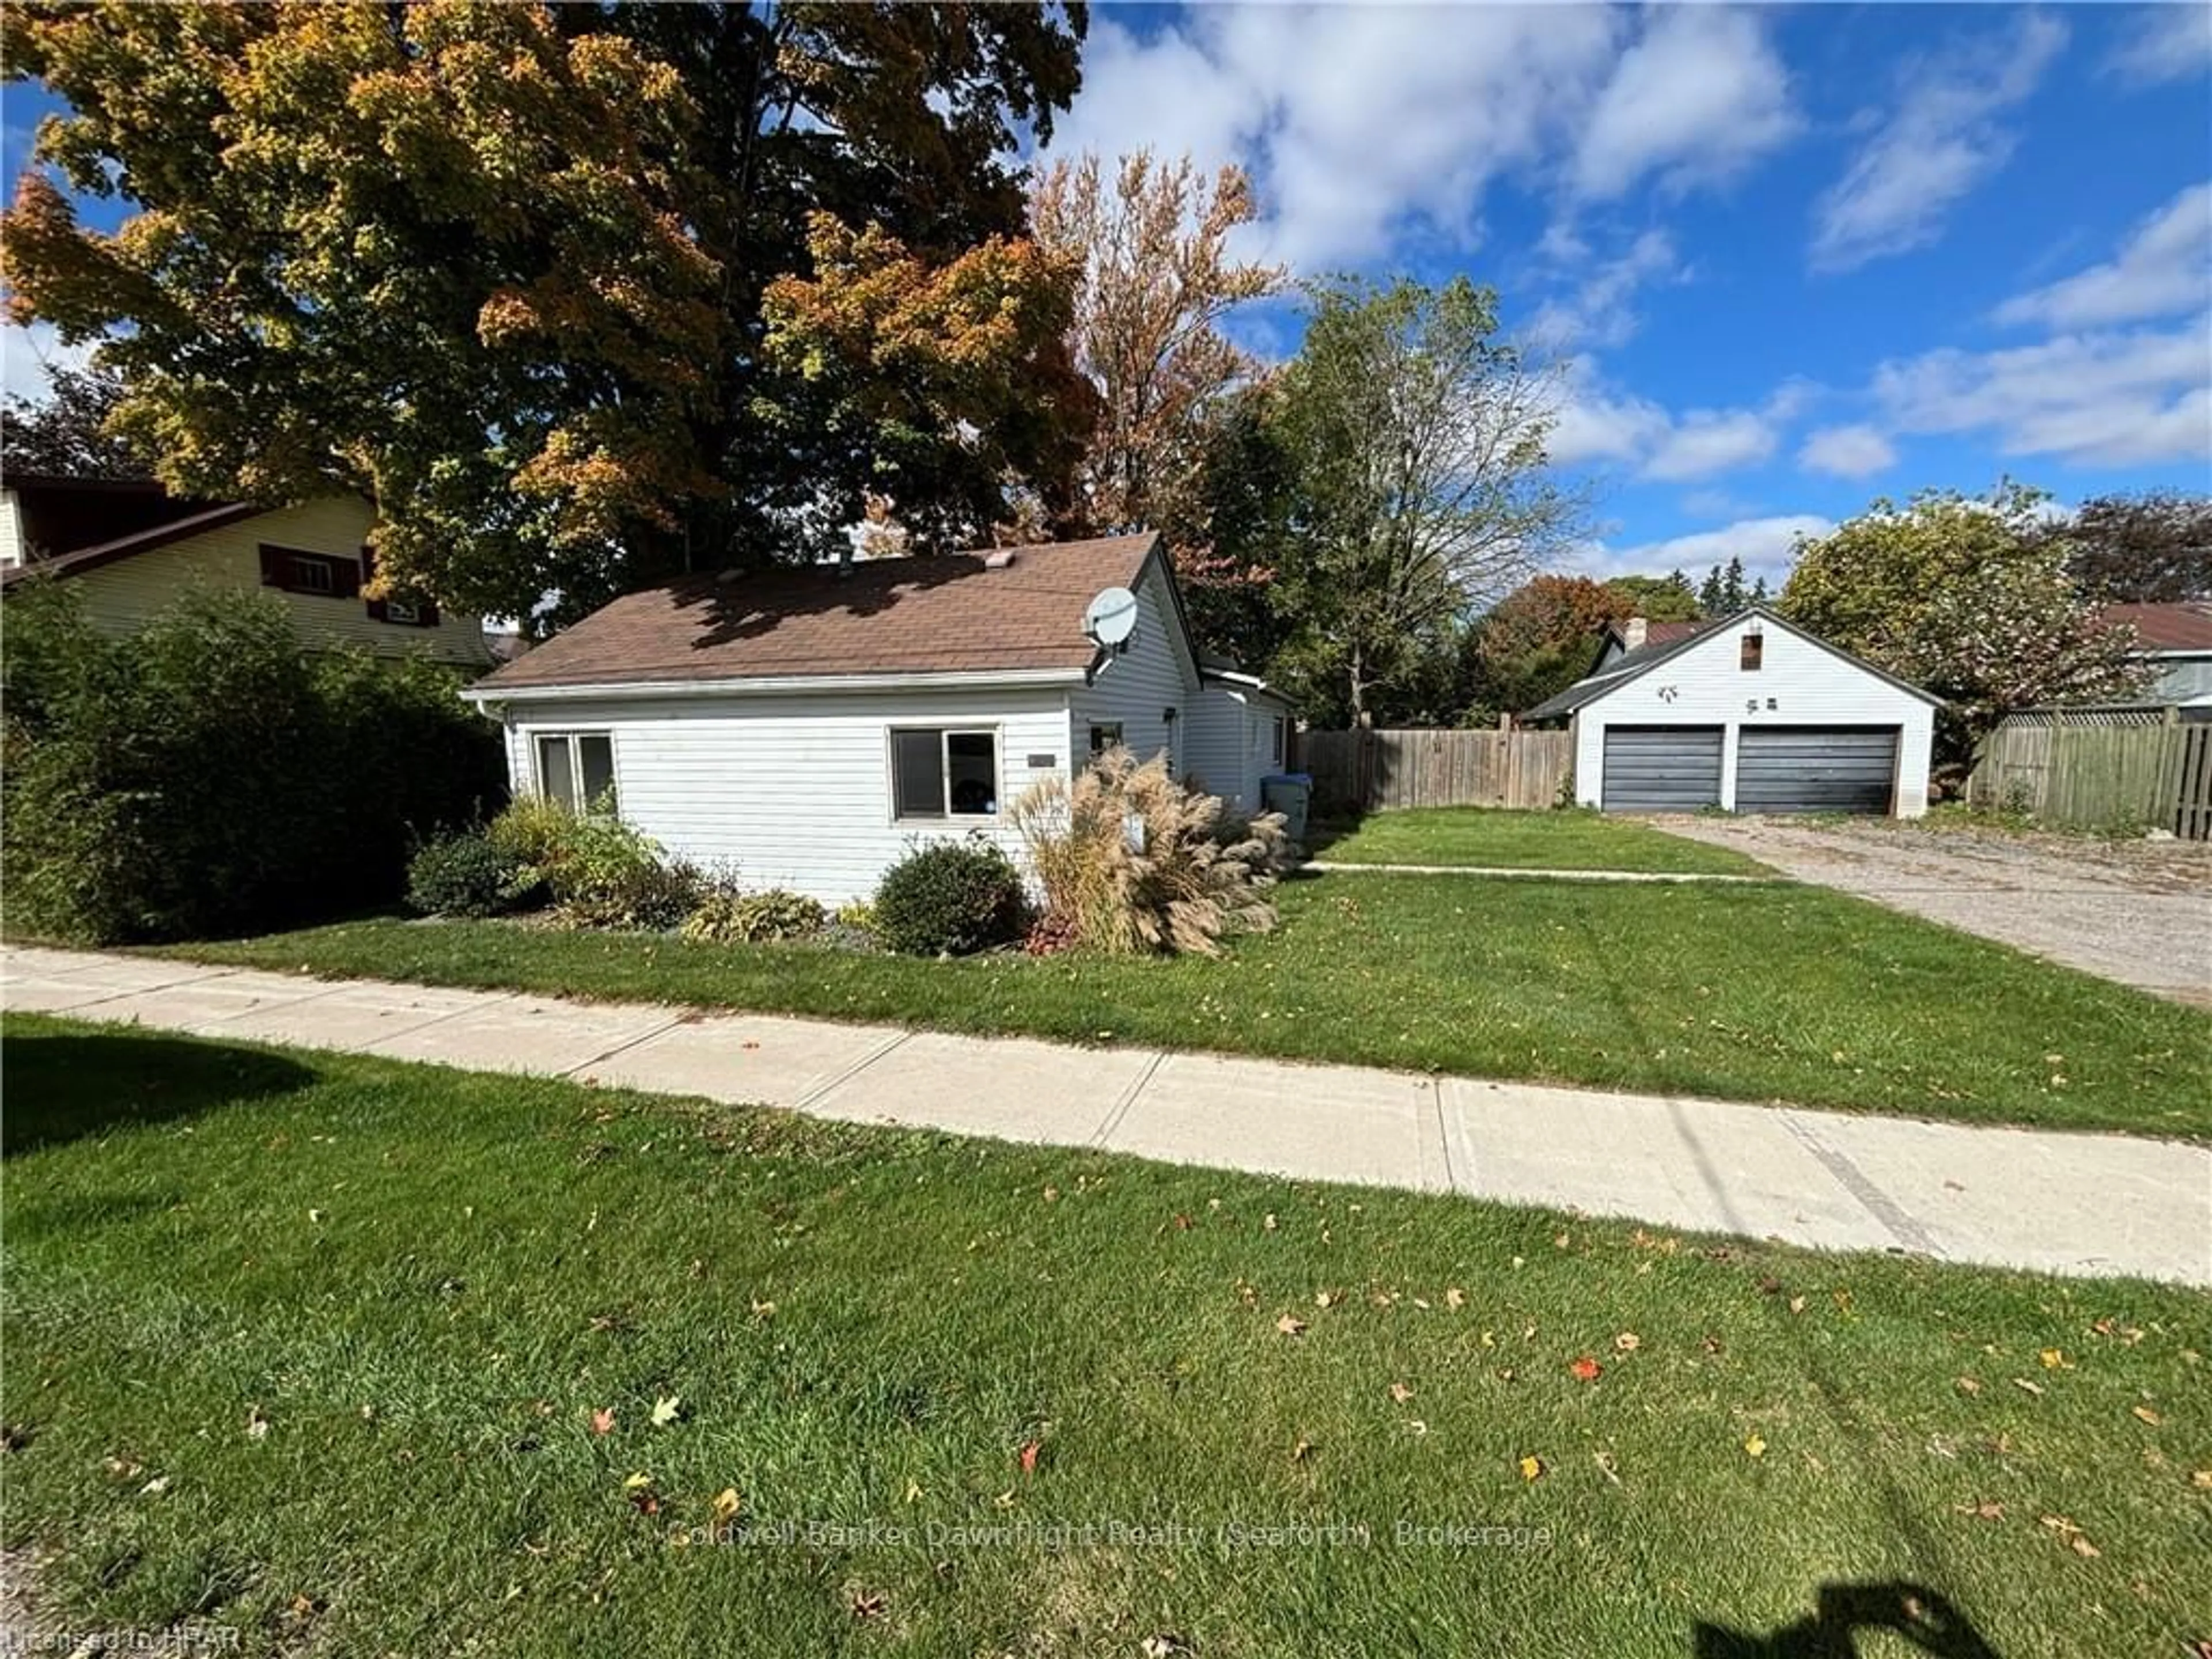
xmin=1302 ymin=726 xmax=1573 ymax=814
xmin=1968 ymin=707 xmax=2212 ymax=839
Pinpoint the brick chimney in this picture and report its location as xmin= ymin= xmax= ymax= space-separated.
xmin=1622 ymin=615 xmax=1649 ymax=650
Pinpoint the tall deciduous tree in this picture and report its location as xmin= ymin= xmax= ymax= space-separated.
xmin=1030 ymin=150 xmax=1285 ymax=535
xmin=1267 ymin=276 xmax=1581 ymax=724
xmin=1604 ymin=571 xmax=1701 ymax=622
xmin=1 ymin=2 xmax=1089 ymax=623
xmin=1469 ymin=575 xmax=1631 ymax=714
xmin=1 ymin=361 xmax=145 ymax=478
xmin=761 ymin=213 xmax=1090 ymax=558
xmin=2050 ymin=491 xmax=2212 ymax=603
xmin=1781 ymin=483 xmax=2152 ymax=761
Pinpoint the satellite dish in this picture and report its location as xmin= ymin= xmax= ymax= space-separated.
xmin=1084 ymin=586 xmax=1139 ymax=647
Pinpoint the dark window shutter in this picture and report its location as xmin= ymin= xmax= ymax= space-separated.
xmin=257 ymin=544 xmax=286 ymax=587
xmin=416 ymin=600 xmax=440 ymax=627
xmin=361 ymin=544 xmax=388 ymax=621
xmin=332 ymin=555 xmax=362 ymax=599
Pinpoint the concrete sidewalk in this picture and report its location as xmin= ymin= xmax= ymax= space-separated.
xmin=6 ymin=944 xmax=2207 ymax=1287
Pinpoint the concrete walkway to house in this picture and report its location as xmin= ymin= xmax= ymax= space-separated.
xmin=6 ymin=944 xmax=2207 ymax=1287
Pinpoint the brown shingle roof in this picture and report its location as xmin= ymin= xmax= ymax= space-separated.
xmin=1644 ymin=619 xmax=1706 ymax=647
xmin=476 ymin=533 xmax=1163 ymax=691
xmin=2102 ymin=601 xmax=2212 ymax=652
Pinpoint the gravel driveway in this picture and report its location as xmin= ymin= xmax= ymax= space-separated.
xmin=1656 ymin=816 xmax=2212 ymax=1007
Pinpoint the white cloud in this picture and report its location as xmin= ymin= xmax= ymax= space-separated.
xmin=1571 ymin=7 xmax=1800 ymax=201
xmin=2104 ymin=4 xmax=2212 ymax=86
xmin=1552 ymin=371 xmax=1805 ymax=482
xmin=1527 ymin=229 xmax=1686 ymax=350
xmin=1643 ymin=410 xmax=1778 ymax=481
xmin=1 ymin=321 xmax=93 ymax=403
xmin=1043 ymin=6 xmax=1795 ymax=274
xmin=1872 ymin=313 xmax=2212 ymax=467
xmin=1810 ymin=13 xmax=2068 ymax=273
xmin=1573 ymin=514 xmax=1835 ymax=588
xmin=1797 ymin=423 xmax=1899 ymax=479
xmin=1993 ymin=181 xmax=2212 ymax=329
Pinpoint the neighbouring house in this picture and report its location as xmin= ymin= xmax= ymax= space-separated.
xmin=0 ymin=473 xmax=490 ymax=668
xmin=2102 ymin=602 xmax=2212 ymax=707
xmin=1520 ymin=605 xmax=1939 ymax=816
xmin=459 ymin=532 xmax=1299 ymax=905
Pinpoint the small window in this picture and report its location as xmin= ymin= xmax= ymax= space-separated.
xmin=1740 ymin=634 xmax=1763 ymax=671
xmin=536 ymin=732 xmax=617 ymax=813
xmin=259 ymin=544 xmax=357 ymax=598
xmin=1270 ymin=715 xmax=1287 ymax=767
xmin=1088 ymin=721 xmax=1124 ymax=756
xmin=891 ymin=728 xmax=999 ymax=820
xmin=384 ymin=597 xmax=421 ymax=624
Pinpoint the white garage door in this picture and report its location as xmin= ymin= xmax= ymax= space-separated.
xmin=1735 ymin=726 xmax=1900 ymax=815
xmin=1601 ymin=726 xmax=1724 ymax=812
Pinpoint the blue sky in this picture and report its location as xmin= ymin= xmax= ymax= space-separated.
xmin=5 ymin=4 xmax=2208 ymax=588
xmin=1038 ymin=2 xmax=2212 ymax=584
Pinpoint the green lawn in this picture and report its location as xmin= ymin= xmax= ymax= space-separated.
xmin=144 ymin=874 xmax=2212 ymax=1138
xmin=1308 ymin=807 xmax=1768 ymax=874
xmin=3 ymin=1017 xmax=2206 ymax=1658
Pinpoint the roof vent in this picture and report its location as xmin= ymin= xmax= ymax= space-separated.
xmin=983 ymin=549 xmax=1018 ymax=571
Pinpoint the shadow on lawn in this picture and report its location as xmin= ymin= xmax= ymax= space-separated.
xmin=1 ymin=1029 xmax=316 ymax=1154
xmin=1694 ymin=1582 xmax=2001 ymax=1658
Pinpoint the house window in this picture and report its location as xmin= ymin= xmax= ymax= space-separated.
xmin=1270 ymin=715 xmax=1287 ymax=767
xmin=1088 ymin=721 xmax=1124 ymax=756
xmin=384 ymin=597 xmax=421 ymax=624
xmin=259 ymin=544 xmax=357 ymax=599
xmin=1740 ymin=634 xmax=1763 ymax=671
xmin=535 ymin=732 xmax=617 ymax=813
xmin=891 ymin=727 xmax=999 ymax=819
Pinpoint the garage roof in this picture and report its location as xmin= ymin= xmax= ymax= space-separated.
xmin=1520 ymin=604 xmax=1942 ymax=722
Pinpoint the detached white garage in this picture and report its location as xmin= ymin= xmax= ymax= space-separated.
xmin=1521 ymin=607 xmax=1938 ymax=817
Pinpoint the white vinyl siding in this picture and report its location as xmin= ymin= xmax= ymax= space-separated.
xmin=47 ymin=497 xmax=488 ymax=666
xmin=1571 ymin=615 xmax=1935 ymax=818
xmin=1184 ymin=681 xmax=1297 ymax=813
xmin=0 ymin=490 xmax=25 ymax=569
xmin=496 ymin=688 xmax=1070 ymax=906
xmin=1067 ymin=558 xmax=1198 ymax=777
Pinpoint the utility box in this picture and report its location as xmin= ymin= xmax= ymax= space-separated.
xmin=1260 ymin=772 xmax=1312 ymax=841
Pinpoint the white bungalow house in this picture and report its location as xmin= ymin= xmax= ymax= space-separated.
xmin=1520 ymin=605 xmax=1940 ymax=816
xmin=0 ymin=473 xmax=490 ymax=668
xmin=2101 ymin=602 xmax=2212 ymax=707
xmin=460 ymin=532 xmax=1298 ymax=905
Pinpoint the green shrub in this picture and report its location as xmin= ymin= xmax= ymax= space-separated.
xmin=871 ymin=838 xmax=1028 ymax=957
xmin=680 ymin=888 xmax=828 ymax=945
xmin=1 ymin=582 xmax=503 ymax=944
xmin=406 ymin=832 xmax=531 ymax=919
xmin=1009 ymin=749 xmax=1285 ymax=956
xmin=832 ymin=899 xmax=878 ymax=934
xmin=482 ymin=797 xmax=702 ymax=931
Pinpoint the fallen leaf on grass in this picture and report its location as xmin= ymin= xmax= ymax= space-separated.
xmin=1018 ymin=1441 xmax=1040 ymax=1476
xmin=245 ymin=1407 xmax=270 ymax=1442
xmin=1788 ymin=1297 xmax=1807 ymax=1316
xmin=1389 ymin=1382 xmax=1414 ymax=1404
xmin=1313 ymin=1289 xmax=1343 ymax=1309
xmin=849 ymin=1589 xmax=887 ymax=1620
xmin=650 ymin=1395 xmax=682 ymax=1429
xmin=1954 ymin=1501 xmax=2005 ymax=1520
xmin=1955 ymin=1376 xmax=1982 ymax=1395
xmin=2131 ymin=1405 xmax=2162 ymax=1426
xmin=1290 ymin=1437 xmax=1315 ymax=1463
xmin=711 ymin=1488 xmax=742 ymax=1525
xmin=1593 ymin=1450 xmax=1621 ymax=1485
xmin=1263 ymin=1213 xmax=1278 ymax=1232
xmin=1569 ymin=1357 xmax=1603 ymax=1382
xmin=1744 ymin=1435 xmax=1767 ymax=1459
xmin=139 ymin=1475 xmax=170 ymax=1497
xmin=1445 ymin=1288 xmax=1466 ymax=1310
xmin=1275 ymin=1314 xmax=1308 ymax=1338
xmin=2012 ymin=1378 xmax=2044 ymax=1397
xmin=1614 ymin=1332 xmax=1641 ymax=1353
xmin=590 ymin=1408 xmax=616 ymax=1435
xmin=2039 ymin=1348 xmax=2069 ymax=1370
xmin=1517 ymin=1455 xmax=1544 ymax=1482
xmin=2070 ymin=1536 xmax=2100 ymax=1559
xmin=1702 ymin=1335 xmax=1724 ymax=1356
xmin=2192 ymin=1469 xmax=2212 ymax=1490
